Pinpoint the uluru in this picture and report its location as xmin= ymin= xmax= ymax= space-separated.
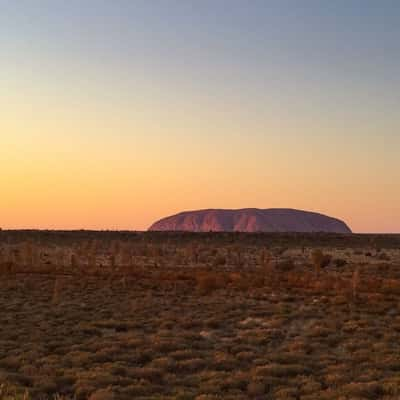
xmin=148 ymin=208 xmax=352 ymax=233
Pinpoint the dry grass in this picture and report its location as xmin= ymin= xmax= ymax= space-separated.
xmin=0 ymin=232 xmax=400 ymax=399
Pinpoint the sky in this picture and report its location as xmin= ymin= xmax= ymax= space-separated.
xmin=1 ymin=1 xmax=400 ymax=232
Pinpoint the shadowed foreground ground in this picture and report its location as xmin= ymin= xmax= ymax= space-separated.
xmin=1 ymin=232 xmax=400 ymax=399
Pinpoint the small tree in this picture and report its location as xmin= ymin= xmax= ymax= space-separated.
xmin=71 ymin=254 xmax=78 ymax=268
xmin=88 ymin=253 xmax=96 ymax=267
xmin=260 ymin=247 xmax=271 ymax=268
xmin=311 ymin=249 xmax=331 ymax=273
xmin=52 ymin=277 xmax=62 ymax=304
xmin=311 ymin=249 xmax=323 ymax=274
xmin=352 ymin=267 xmax=360 ymax=301
xmin=24 ymin=242 xmax=33 ymax=267
xmin=110 ymin=254 xmax=116 ymax=268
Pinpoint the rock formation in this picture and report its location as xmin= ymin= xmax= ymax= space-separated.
xmin=148 ymin=208 xmax=352 ymax=233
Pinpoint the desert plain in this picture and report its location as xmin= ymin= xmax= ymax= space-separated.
xmin=1 ymin=231 xmax=400 ymax=400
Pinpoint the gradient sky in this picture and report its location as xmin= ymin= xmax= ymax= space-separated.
xmin=1 ymin=1 xmax=400 ymax=232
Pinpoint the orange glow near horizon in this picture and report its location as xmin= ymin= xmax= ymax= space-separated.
xmin=2 ymin=78 xmax=400 ymax=233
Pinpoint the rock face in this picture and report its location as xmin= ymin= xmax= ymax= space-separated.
xmin=148 ymin=208 xmax=352 ymax=233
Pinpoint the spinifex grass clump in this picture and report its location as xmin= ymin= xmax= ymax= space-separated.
xmin=196 ymin=271 xmax=226 ymax=295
